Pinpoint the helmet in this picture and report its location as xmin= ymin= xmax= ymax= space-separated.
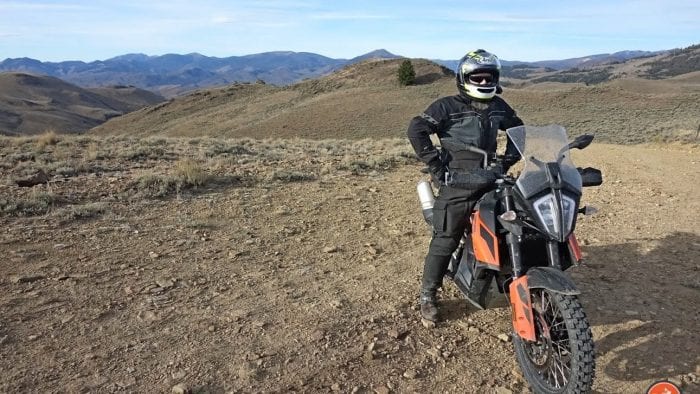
xmin=456 ymin=49 xmax=501 ymax=100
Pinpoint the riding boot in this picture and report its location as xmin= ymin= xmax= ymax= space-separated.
xmin=419 ymin=253 xmax=451 ymax=322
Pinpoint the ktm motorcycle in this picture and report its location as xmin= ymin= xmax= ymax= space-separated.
xmin=416 ymin=125 xmax=602 ymax=393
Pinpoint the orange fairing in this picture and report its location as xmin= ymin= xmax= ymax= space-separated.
xmin=510 ymin=276 xmax=535 ymax=341
xmin=471 ymin=211 xmax=499 ymax=267
xmin=568 ymin=233 xmax=582 ymax=262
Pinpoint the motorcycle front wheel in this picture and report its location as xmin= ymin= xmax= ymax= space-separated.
xmin=513 ymin=289 xmax=595 ymax=393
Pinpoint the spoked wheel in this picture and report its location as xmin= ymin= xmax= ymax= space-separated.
xmin=513 ymin=289 xmax=595 ymax=393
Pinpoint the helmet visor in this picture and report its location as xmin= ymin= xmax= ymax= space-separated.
xmin=468 ymin=72 xmax=496 ymax=85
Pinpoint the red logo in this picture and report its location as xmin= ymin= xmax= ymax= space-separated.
xmin=646 ymin=381 xmax=681 ymax=394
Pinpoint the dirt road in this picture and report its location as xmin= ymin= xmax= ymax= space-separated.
xmin=1 ymin=138 xmax=698 ymax=393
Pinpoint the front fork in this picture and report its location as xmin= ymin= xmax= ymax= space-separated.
xmin=502 ymin=187 xmax=537 ymax=341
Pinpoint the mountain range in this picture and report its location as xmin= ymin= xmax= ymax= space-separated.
xmin=0 ymin=49 xmax=665 ymax=97
xmin=1 ymin=45 xmax=697 ymax=137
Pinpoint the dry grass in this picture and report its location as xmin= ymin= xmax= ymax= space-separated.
xmin=36 ymin=129 xmax=60 ymax=149
xmin=174 ymin=158 xmax=209 ymax=186
xmin=53 ymin=202 xmax=109 ymax=221
xmin=0 ymin=135 xmax=425 ymax=218
xmin=0 ymin=190 xmax=59 ymax=216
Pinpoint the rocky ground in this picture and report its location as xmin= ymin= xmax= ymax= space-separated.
xmin=0 ymin=136 xmax=698 ymax=393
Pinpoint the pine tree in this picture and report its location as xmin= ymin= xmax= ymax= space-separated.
xmin=397 ymin=59 xmax=416 ymax=86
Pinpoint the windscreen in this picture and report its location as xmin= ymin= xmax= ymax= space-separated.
xmin=506 ymin=125 xmax=582 ymax=199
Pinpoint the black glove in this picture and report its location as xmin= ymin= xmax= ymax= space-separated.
xmin=428 ymin=161 xmax=447 ymax=185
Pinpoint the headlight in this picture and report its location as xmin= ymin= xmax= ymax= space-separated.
xmin=533 ymin=193 xmax=576 ymax=238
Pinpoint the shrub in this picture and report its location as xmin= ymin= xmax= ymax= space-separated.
xmin=269 ymin=170 xmax=316 ymax=182
xmin=174 ymin=159 xmax=208 ymax=186
xmin=0 ymin=191 xmax=59 ymax=216
xmin=397 ymin=59 xmax=416 ymax=86
xmin=36 ymin=130 xmax=59 ymax=149
xmin=54 ymin=202 xmax=108 ymax=221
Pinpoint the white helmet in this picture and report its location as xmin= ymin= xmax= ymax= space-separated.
xmin=456 ymin=49 xmax=501 ymax=100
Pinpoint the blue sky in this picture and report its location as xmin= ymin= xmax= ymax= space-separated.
xmin=0 ymin=0 xmax=698 ymax=62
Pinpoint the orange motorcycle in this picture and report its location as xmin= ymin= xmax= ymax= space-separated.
xmin=417 ymin=125 xmax=602 ymax=393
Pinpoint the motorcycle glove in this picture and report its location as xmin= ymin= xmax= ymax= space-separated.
xmin=428 ymin=159 xmax=447 ymax=185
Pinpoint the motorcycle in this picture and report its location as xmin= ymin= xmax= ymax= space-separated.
xmin=416 ymin=125 xmax=602 ymax=393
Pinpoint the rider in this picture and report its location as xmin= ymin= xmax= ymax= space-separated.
xmin=407 ymin=49 xmax=524 ymax=322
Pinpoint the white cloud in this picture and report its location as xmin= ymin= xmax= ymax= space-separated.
xmin=0 ymin=2 xmax=89 ymax=11
xmin=309 ymin=12 xmax=392 ymax=21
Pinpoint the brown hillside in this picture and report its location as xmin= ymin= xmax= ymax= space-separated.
xmin=87 ymin=85 xmax=165 ymax=110
xmin=0 ymin=73 xmax=164 ymax=136
xmin=91 ymin=59 xmax=700 ymax=144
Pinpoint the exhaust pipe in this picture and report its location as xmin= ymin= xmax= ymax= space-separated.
xmin=416 ymin=180 xmax=435 ymax=225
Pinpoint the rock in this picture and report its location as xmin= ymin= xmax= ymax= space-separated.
xmin=148 ymin=252 xmax=160 ymax=259
xmin=323 ymin=246 xmax=339 ymax=253
xmin=54 ymin=243 xmax=68 ymax=249
xmin=624 ymin=310 xmax=639 ymax=316
xmin=374 ymin=385 xmax=390 ymax=394
xmin=116 ymin=376 xmax=137 ymax=388
xmin=497 ymin=333 xmax=511 ymax=342
xmin=137 ymin=310 xmax=158 ymax=322
xmin=421 ymin=318 xmax=436 ymax=329
xmin=155 ymin=277 xmax=175 ymax=288
xmin=367 ymin=245 xmax=381 ymax=255
xmin=171 ymin=370 xmax=186 ymax=380
xmin=387 ymin=329 xmax=400 ymax=339
xmin=10 ymin=274 xmax=45 ymax=284
xmin=172 ymin=383 xmax=190 ymax=394
xmin=274 ymin=207 xmax=290 ymax=215
xmin=495 ymin=387 xmax=513 ymax=394
xmin=311 ymin=330 xmax=325 ymax=341
xmin=351 ymin=387 xmax=360 ymax=394
xmin=331 ymin=383 xmax=341 ymax=391
xmin=15 ymin=169 xmax=49 ymax=187
xmin=403 ymin=369 xmax=417 ymax=379
xmin=426 ymin=348 xmax=441 ymax=358
xmin=329 ymin=299 xmax=342 ymax=309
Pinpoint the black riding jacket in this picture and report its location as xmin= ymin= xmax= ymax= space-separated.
xmin=407 ymin=94 xmax=523 ymax=173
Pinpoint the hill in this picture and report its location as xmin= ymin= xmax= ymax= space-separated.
xmin=0 ymin=73 xmax=164 ymax=135
xmin=91 ymin=58 xmax=455 ymax=139
xmin=0 ymin=50 xmax=402 ymax=97
xmin=91 ymin=58 xmax=700 ymax=144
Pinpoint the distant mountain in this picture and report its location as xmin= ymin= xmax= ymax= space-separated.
xmin=347 ymin=49 xmax=401 ymax=63
xmin=0 ymin=50 xmax=400 ymax=97
xmin=638 ymin=44 xmax=700 ymax=79
xmin=0 ymin=72 xmax=164 ymax=135
xmin=433 ymin=50 xmax=665 ymax=73
xmin=1 ymin=47 xmax=691 ymax=98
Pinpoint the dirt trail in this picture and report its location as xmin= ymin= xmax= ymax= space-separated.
xmin=0 ymin=140 xmax=698 ymax=393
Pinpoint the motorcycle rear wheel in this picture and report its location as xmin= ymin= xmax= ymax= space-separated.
xmin=513 ymin=289 xmax=595 ymax=393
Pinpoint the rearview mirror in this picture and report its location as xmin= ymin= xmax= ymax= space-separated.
xmin=569 ymin=134 xmax=594 ymax=150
